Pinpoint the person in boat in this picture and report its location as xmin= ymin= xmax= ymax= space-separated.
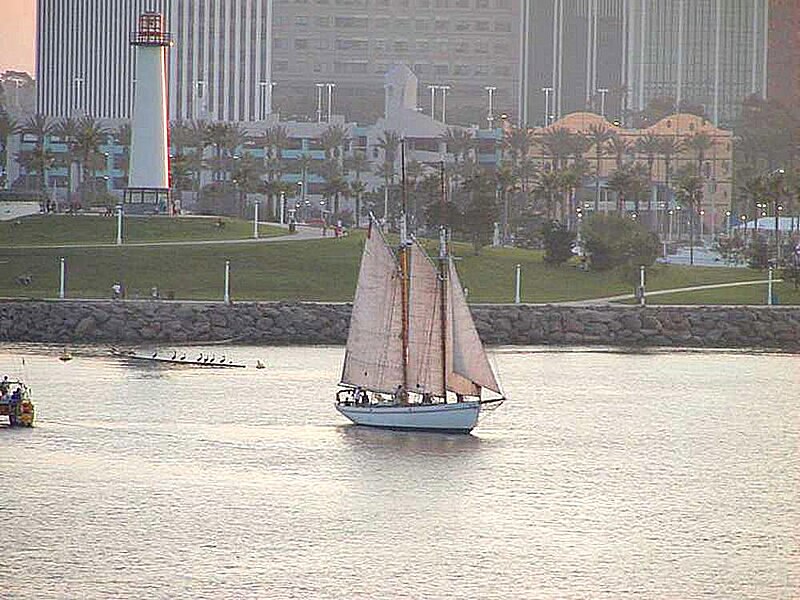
xmin=0 ymin=375 xmax=9 ymax=395
xmin=421 ymin=393 xmax=432 ymax=405
xmin=393 ymin=384 xmax=409 ymax=405
xmin=354 ymin=387 xmax=368 ymax=405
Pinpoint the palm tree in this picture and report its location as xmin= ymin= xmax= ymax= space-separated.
xmin=23 ymin=114 xmax=54 ymax=192
xmin=72 ymin=116 xmax=109 ymax=194
xmin=739 ymin=174 xmax=766 ymax=244
xmin=53 ymin=117 xmax=79 ymax=200
xmin=441 ymin=127 xmax=473 ymax=164
xmin=686 ymin=131 xmax=714 ymax=175
xmin=656 ymin=135 xmax=685 ymax=235
xmin=320 ymin=124 xmax=349 ymax=165
xmin=231 ymin=153 xmax=266 ymax=217
xmin=634 ymin=133 xmax=662 ymax=227
xmin=605 ymin=134 xmax=632 ymax=170
xmin=376 ymin=130 xmax=401 ymax=168
xmin=344 ymin=149 xmax=370 ymax=182
xmin=675 ymin=165 xmax=704 ymax=265
xmin=607 ymin=163 xmax=650 ymax=216
xmin=503 ymin=126 xmax=533 ymax=165
xmin=0 ymin=111 xmax=18 ymax=188
xmin=494 ymin=162 xmax=517 ymax=244
xmin=532 ymin=169 xmax=562 ymax=220
xmin=538 ymin=127 xmax=575 ymax=169
xmin=374 ymin=160 xmax=396 ymax=222
xmin=264 ymin=124 xmax=290 ymax=161
xmin=585 ymin=123 xmax=615 ymax=212
xmin=16 ymin=145 xmax=56 ymax=194
xmin=349 ymin=179 xmax=367 ymax=227
xmin=205 ymin=122 xmax=232 ymax=181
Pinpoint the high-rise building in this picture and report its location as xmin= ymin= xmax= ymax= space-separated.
xmin=625 ymin=0 xmax=768 ymax=127
xmin=169 ymin=0 xmax=273 ymax=122
xmin=767 ymin=0 xmax=800 ymax=109
xmin=36 ymin=0 xmax=272 ymax=122
xmin=518 ymin=0 xmax=769 ymax=128
xmin=518 ymin=0 xmax=626 ymax=127
xmin=270 ymin=0 xmax=521 ymax=125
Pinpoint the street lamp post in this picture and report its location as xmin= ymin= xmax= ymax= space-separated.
xmin=326 ymin=82 xmax=336 ymax=122
xmin=116 ymin=204 xmax=123 ymax=245
xmin=223 ymin=260 xmax=231 ymax=304
xmin=485 ymin=86 xmax=497 ymax=129
xmin=440 ymin=85 xmax=451 ymax=124
xmin=597 ymin=87 xmax=609 ymax=119
xmin=725 ymin=210 xmax=731 ymax=236
xmin=59 ymin=257 xmax=65 ymax=299
xmin=541 ymin=87 xmax=553 ymax=126
xmin=258 ymin=81 xmax=271 ymax=120
xmin=668 ymin=209 xmax=674 ymax=241
xmin=315 ymin=83 xmax=325 ymax=123
xmin=253 ymin=200 xmax=259 ymax=239
xmin=280 ymin=191 xmax=286 ymax=225
xmin=194 ymin=80 xmax=206 ymax=120
xmin=699 ymin=209 xmax=705 ymax=240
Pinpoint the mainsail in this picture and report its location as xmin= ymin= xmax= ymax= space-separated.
xmin=406 ymin=241 xmax=445 ymax=396
xmin=340 ymin=227 xmax=404 ymax=394
xmin=446 ymin=259 xmax=501 ymax=395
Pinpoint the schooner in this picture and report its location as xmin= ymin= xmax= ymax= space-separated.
xmin=335 ymin=155 xmax=504 ymax=433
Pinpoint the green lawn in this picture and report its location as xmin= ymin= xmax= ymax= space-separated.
xmin=0 ymin=215 xmax=285 ymax=246
xmin=1 ymin=226 xmax=788 ymax=303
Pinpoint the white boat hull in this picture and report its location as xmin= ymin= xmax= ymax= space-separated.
xmin=335 ymin=401 xmax=481 ymax=433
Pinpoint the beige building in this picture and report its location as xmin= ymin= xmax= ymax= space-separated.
xmin=271 ymin=0 xmax=521 ymax=125
xmin=526 ymin=111 xmax=733 ymax=232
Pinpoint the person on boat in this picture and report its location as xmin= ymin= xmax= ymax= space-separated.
xmin=393 ymin=384 xmax=408 ymax=405
xmin=0 ymin=376 xmax=9 ymax=395
xmin=422 ymin=393 xmax=432 ymax=405
xmin=456 ymin=393 xmax=464 ymax=403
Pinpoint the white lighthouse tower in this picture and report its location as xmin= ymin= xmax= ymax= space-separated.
xmin=126 ymin=12 xmax=172 ymax=212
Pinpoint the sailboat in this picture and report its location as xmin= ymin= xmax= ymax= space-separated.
xmin=335 ymin=214 xmax=505 ymax=433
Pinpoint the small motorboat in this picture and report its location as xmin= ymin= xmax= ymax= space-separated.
xmin=59 ymin=350 xmax=73 ymax=362
xmin=256 ymin=360 xmax=266 ymax=369
xmin=0 ymin=382 xmax=35 ymax=427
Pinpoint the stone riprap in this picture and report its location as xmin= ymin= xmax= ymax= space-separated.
xmin=0 ymin=300 xmax=798 ymax=350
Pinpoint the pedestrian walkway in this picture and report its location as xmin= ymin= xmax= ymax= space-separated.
xmin=564 ymin=279 xmax=782 ymax=305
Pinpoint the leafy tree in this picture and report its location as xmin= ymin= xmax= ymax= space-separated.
xmin=541 ymin=220 xmax=574 ymax=265
xmin=457 ymin=174 xmax=498 ymax=254
xmin=582 ymin=213 xmax=660 ymax=272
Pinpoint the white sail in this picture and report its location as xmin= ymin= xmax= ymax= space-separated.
xmin=340 ymin=227 xmax=405 ymax=394
xmin=406 ymin=241 xmax=445 ymax=396
xmin=447 ymin=259 xmax=501 ymax=395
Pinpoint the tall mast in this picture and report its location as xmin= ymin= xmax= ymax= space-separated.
xmin=399 ymin=138 xmax=409 ymax=391
xmin=439 ymin=227 xmax=448 ymax=398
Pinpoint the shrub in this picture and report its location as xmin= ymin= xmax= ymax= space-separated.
xmin=541 ymin=220 xmax=574 ymax=265
xmin=582 ymin=213 xmax=660 ymax=271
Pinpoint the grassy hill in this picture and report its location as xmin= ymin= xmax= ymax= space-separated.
xmin=0 ymin=216 xmax=790 ymax=303
xmin=0 ymin=215 xmax=285 ymax=246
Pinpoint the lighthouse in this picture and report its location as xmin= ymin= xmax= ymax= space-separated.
xmin=126 ymin=12 xmax=172 ymax=212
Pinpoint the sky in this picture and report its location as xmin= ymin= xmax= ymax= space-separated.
xmin=0 ymin=0 xmax=36 ymax=74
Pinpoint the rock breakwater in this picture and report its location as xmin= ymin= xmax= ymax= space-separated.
xmin=1 ymin=300 xmax=798 ymax=350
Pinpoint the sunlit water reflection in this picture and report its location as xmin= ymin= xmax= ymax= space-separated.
xmin=1 ymin=344 xmax=798 ymax=599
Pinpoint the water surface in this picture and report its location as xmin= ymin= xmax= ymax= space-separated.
xmin=1 ymin=345 xmax=798 ymax=599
